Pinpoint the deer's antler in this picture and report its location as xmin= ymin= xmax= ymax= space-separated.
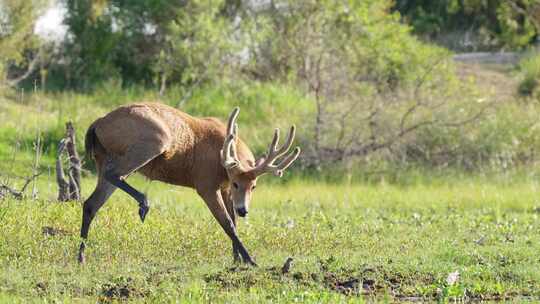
xmin=250 ymin=125 xmax=301 ymax=177
xmin=221 ymin=107 xmax=242 ymax=170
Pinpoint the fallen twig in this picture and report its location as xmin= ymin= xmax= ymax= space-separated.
xmin=0 ymin=172 xmax=41 ymax=200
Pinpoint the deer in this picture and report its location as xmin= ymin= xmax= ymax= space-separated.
xmin=79 ymin=102 xmax=300 ymax=266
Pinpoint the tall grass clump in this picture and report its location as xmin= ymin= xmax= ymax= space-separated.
xmin=518 ymin=52 xmax=540 ymax=97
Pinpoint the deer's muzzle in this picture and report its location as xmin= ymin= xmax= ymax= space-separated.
xmin=236 ymin=207 xmax=248 ymax=217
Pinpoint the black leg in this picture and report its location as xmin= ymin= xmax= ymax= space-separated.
xmin=104 ymin=171 xmax=149 ymax=222
xmin=222 ymin=189 xmax=241 ymax=262
xmin=79 ymin=179 xmax=116 ymax=263
xmin=199 ymin=189 xmax=256 ymax=266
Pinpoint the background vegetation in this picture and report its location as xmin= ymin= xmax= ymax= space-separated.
xmin=394 ymin=0 xmax=540 ymax=50
xmin=2 ymin=0 xmax=540 ymax=175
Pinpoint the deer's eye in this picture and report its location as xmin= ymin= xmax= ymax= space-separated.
xmin=251 ymin=185 xmax=256 ymax=191
xmin=232 ymin=182 xmax=239 ymax=189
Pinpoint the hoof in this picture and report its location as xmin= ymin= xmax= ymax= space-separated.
xmin=139 ymin=205 xmax=149 ymax=223
xmin=78 ymin=242 xmax=86 ymax=264
xmin=78 ymin=252 xmax=86 ymax=264
xmin=243 ymin=258 xmax=257 ymax=267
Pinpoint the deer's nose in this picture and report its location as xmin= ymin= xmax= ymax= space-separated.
xmin=236 ymin=207 xmax=248 ymax=217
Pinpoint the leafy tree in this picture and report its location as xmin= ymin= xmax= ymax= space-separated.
xmin=0 ymin=0 xmax=48 ymax=87
xmin=61 ymin=0 xmax=241 ymax=90
xmin=239 ymin=0 xmax=487 ymax=166
xmin=62 ymin=0 xmax=155 ymax=88
xmin=394 ymin=0 xmax=540 ymax=50
xmin=157 ymin=0 xmax=243 ymax=97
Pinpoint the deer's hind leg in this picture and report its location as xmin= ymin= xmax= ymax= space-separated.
xmin=79 ymin=159 xmax=116 ymax=263
xmin=103 ymin=143 xmax=166 ymax=222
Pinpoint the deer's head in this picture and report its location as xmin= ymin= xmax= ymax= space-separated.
xmin=221 ymin=107 xmax=300 ymax=217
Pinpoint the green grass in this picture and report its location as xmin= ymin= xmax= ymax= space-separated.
xmin=1 ymin=175 xmax=540 ymax=302
xmin=518 ymin=52 xmax=540 ymax=97
xmin=2 ymin=81 xmax=540 ymax=302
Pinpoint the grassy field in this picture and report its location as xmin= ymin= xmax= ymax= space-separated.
xmin=1 ymin=80 xmax=540 ymax=302
xmin=1 ymin=174 xmax=540 ymax=302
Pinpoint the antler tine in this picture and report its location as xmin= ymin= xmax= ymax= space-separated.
xmin=220 ymin=134 xmax=237 ymax=168
xmin=266 ymin=125 xmax=295 ymax=160
xmin=275 ymin=125 xmax=295 ymax=157
xmin=275 ymin=147 xmax=301 ymax=174
xmin=267 ymin=128 xmax=280 ymax=155
xmin=227 ymin=107 xmax=240 ymax=136
xmin=221 ymin=107 xmax=241 ymax=170
xmin=233 ymin=123 xmax=238 ymax=137
xmin=251 ymin=125 xmax=300 ymax=177
xmin=230 ymin=129 xmax=239 ymax=159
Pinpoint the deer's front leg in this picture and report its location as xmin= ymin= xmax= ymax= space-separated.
xmin=221 ymin=188 xmax=241 ymax=262
xmin=198 ymin=189 xmax=256 ymax=266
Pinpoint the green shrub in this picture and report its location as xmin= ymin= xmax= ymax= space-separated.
xmin=405 ymin=101 xmax=540 ymax=171
xmin=518 ymin=53 xmax=540 ymax=97
xmin=394 ymin=0 xmax=538 ymax=51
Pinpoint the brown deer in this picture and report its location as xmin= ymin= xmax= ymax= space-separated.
xmin=79 ymin=102 xmax=300 ymax=265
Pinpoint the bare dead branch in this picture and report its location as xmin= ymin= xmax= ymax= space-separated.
xmin=0 ymin=172 xmax=41 ymax=200
xmin=6 ymin=54 xmax=41 ymax=87
xmin=343 ymin=102 xmax=492 ymax=160
xmin=0 ymin=185 xmax=22 ymax=199
xmin=19 ymin=173 xmax=42 ymax=195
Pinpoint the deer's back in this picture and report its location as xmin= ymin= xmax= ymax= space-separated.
xmin=92 ymin=102 xmax=234 ymax=188
xmin=93 ymin=103 xmax=186 ymax=153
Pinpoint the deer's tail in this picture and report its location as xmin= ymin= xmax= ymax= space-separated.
xmin=84 ymin=122 xmax=103 ymax=160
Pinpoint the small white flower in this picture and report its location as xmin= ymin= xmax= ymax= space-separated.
xmin=285 ymin=219 xmax=295 ymax=229
xmin=446 ymin=271 xmax=460 ymax=285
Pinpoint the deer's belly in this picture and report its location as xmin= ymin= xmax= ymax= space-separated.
xmin=138 ymin=154 xmax=195 ymax=188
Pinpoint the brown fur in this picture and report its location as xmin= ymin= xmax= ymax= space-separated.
xmin=88 ymin=102 xmax=255 ymax=188
xmin=79 ymin=102 xmax=299 ymax=265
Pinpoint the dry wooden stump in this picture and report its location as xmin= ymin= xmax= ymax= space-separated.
xmin=56 ymin=122 xmax=81 ymax=201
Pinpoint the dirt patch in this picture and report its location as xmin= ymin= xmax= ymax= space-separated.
xmin=204 ymin=265 xmax=264 ymax=289
xmin=35 ymin=282 xmax=48 ymax=295
xmin=455 ymin=62 xmax=518 ymax=103
xmin=100 ymin=277 xmax=147 ymax=301
xmin=204 ymin=258 xmax=538 ymax=301
xmin=288 ymin=265 xmax=382 ymax=296
xmin=42 ymin=226 xmax=70 ymax=237
xmin=205 ymin=258 xmax=382 ymax=296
